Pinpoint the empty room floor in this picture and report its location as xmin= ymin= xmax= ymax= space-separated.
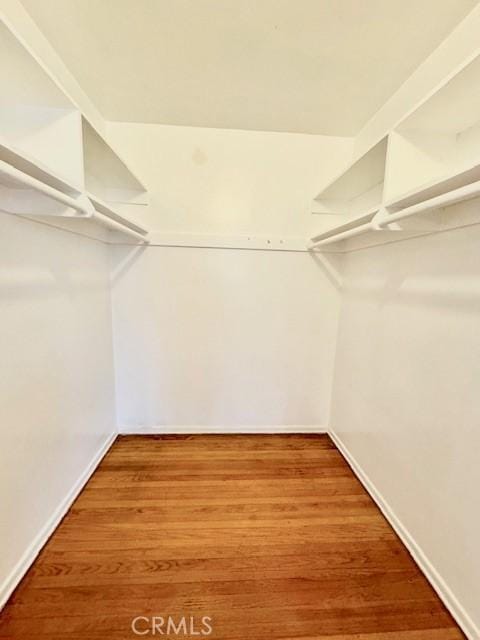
xmin=0 ymin=435 xmax=464 ymax=639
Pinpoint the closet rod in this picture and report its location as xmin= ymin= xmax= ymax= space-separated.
xmin=378 ymin=179 xmax=480 ymax=227
xmin=310 ymin=221 xmax=373 ymax=247
xmin=310 ymin=178 xmax=480 ymax=248
xmin=0 ymin=159 xmax=91 ymax=217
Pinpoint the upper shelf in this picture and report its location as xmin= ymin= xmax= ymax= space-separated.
xmin=0 ymin=17 xmax=149 ymax=244
xmin=311 ymin=50 xmax=480 ymax=250
xmin=0 ymin=134 xmax=81 ymax=197
xmin=385 ymin=152 xmax=480 ymax=210
xmin=0 ymin=155 xmax=90 ymax=217
xmin=384 ymin=53 xmax=480 ymax=208
xmin=0 ymin=18 xmax=84 ymax=185
xmin=312 ymin=137 xmax=387 ymax=218
xmin=0 ymin=145 xmax=148 ymax=243
xmin=82 ymin=118 xmax=148 ymax=206
xmin=309 ymin=138 xmax=388 ymax=246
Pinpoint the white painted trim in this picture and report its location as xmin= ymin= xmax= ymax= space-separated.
xmin=329 ymin=429 xmax=479 ymax=640
xmin=0 ymin=432 xmax=116 ymax=611
xmin=147 ymin=232 xmax=307 ymax=252
xmin=118 ymin=425 xmax=327 ymax=435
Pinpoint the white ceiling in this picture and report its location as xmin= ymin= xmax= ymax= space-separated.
xmin=20 ymin=0 xmax=478 ymax=135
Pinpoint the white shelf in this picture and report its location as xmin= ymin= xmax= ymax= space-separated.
xmin=312 ymin=137 xmax=387 ymax=217
xmin=310 ymin=208 xmax=378 ymax=245
xmin=385 ymin=53 xmax=480 ymax=207
xmin=0 ymin=133 xmax=87 ymax=219
xmin=82 ymin=118 xmax=148 ymax=206
xmin=311 ymin=50 xmax=480 ymax=251
xmin=87 ymin=192 xmax=148 ymax=237
xmin=0 ymin=157 xmax=91 ymax=218
xmin=0 ymin=135 xmax=82 ymax=196
xmin=0 ymin=19 xmax=85 ymax=186
xmin=0 ymin=18 xmax=150 ymax=244
xmin=385 ymin=160 xmax=480 ymax=210
xmin=0 ymin=148 xmax=149 ymax=243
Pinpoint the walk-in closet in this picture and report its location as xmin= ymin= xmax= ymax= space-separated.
xmin=1 ymin=1 xmax=479 ymax=638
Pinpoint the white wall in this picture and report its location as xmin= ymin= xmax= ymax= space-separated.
xmin=0 ymin=0 xmax=118 ymax=609
xmin=0 ymin=212 xmax=116 ymax=606
xmin=329 ymin=10 xmax=480 ymax=636
xmin=111 ymin=245 xmax=341 ymax=430
xmin=107 ymin=123 xmax=349 ymax=431
xmin=330 ymin=225 xmax=480 ymax=636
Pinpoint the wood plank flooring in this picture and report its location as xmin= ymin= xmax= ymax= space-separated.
xmin=0 ymin=434 xmax=465 ymax=639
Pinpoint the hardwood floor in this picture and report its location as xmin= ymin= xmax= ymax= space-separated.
xmin=0 ymin=434 xmax=465 ymax=639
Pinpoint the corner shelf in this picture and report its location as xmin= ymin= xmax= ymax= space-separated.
xmin=312 ymin=137 xmax=387 ymax=217
xmin=87 ymin=192 xmax=149 ymax=241
xmin=309 ymin=137 xmax=387 ymax=248
xmin=82 ymin=118 xmax=148 ymax=206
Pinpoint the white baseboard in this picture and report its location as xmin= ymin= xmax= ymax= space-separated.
xmin=118 ymin=425 xmax=327 ymax=435
xmin=0 ymin=432 xmax=116 ymax=611
xmin=329 ymin=429 xmax=479 ymax=640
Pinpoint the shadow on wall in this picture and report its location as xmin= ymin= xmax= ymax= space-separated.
xmin=110 ymin=243 xmax=148 ymax=285
xmin=0 ymin=211 xmax=105 ymax=299
xmin=340 ymin=223 xmax=480 ymax=315
xmin=308 ymin=249 xmax=344 ymax=291
xmin=111 ymin=242 xmax=347 ymax=293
